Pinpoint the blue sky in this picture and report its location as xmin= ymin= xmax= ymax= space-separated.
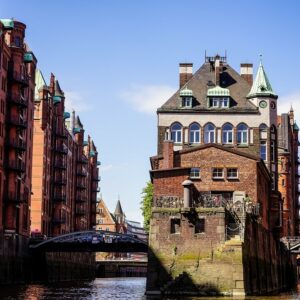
xmin=2 ymin=0 xmax=300 ymax=222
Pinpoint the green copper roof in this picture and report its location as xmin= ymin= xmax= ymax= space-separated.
xmin=0 ymin=19 xmax=14 ymax=29
xmin=34 ymin=69 xmax=46 ymax=101
xmin=294 ymin=123 xmax=299 ymax=131
xmin=247 ymin=61 xmax=277 ymax=98
xmin=90 ymin=150 xmax=96 ymax=157
xmin=179 ymin=86 xmax=193 ymax=97
xmin=83 ymin=140 xmax=88 ymax=146
xmin=24 ymin=52 xmax=33 ymax=63
xmin=53 ymin=95 xmax=62 ymax=104
xmin=73 ymin=127 xmax=81 ymax=134
xmin=63 ymin=112 xmax=70 ymax=119
xmin=207 ymin=85 xmax=230 ymax=97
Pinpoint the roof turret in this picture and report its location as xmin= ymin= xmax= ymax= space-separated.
xmin=247 ymin=59 xmax=277 ymax=98
xmin=114 ymin=199 xmax=124 ymax=216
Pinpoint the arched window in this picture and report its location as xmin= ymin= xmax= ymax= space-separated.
xmin=259 ymin=124 xmax=268 ymax=161
xmin=189 ymin=123 xmax=200 ymax=144
xmin=204 ymin=123 xmax=215 ymax=143
xmin=222 ymin=123 xmax=233 ymax=144
xmin=237 ymin=123 xmax=248 ymax=144
xmin=170 ymin=122 xmax=182 ymax=143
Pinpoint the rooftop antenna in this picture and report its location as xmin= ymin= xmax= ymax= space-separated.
xmin=259 ymin=54 xmax=263 ymax=65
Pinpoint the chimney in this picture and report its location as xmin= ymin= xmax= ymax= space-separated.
xmin=240 ymin=63 xmax=253 ymax=86
xmin=163 ymin=140 xmax=174 ymax=169
xmin=214 ymin=55 xmax=221 ymax=86
xmin=179 ymin=63 xmax=193 ymax=88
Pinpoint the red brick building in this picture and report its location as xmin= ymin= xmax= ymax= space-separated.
xmin=31 ymin=71 xmax=100 ymax=236
xmin=0 ymin=19 xmax=37 ymax=252
xmin=147 ymin=55 xmax=298 ymax=296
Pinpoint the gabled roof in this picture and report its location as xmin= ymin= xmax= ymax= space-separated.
xmin=158 ymin=62 xmax=258 ymax=113
xmin=54 ymin=80 xmax=64 ymax=97
xmin=97 ymin=199 xmax=116 ymax=224
xmin=247 ymin=61 xmax=277 ymax=98
xmin=34 ymin=69 xmax=46 ymax=101
xmin=114 ymin=199 xmax=125 ymax=216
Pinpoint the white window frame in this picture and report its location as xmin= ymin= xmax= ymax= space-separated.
xmin=170 ymin=123 xmax=182 ymax=143
xmin=189 ymin=123 xmax=200 ymax=144
xmin=204 ymin=123 xmax=215 ymax=143
xmin=182 ymin=97 xmax=192 ymax=108
xmin=237 ymin=124 xmax=248 ymax=144
xmin=222 ymin=124 xmax=233 ymax=144
xmin=190 ymin=168 xmax=200 ymax=179
xmin=227 ymin=168 xmax=238 ymax=179
xmin=212 ymin=168 xmax=224 ymax=179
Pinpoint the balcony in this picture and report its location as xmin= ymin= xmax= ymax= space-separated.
xmin=77 ymin=156 xmax=89 ymax=164
xmin=76 ymin=196 xmax=87 ymax=203
xmin=73 ymin=127 xmax=81 ymax=134
xmin=97 ymin=161 xmax=101 ymax=166
xmin=92 ymin=187 xmax=101 ymax=193
xmin=55 ymin=129 xmax=68 ymax=139
xmin=52 ymin=217 xmax=67 ymax=225
xmin=8 ymin=116 xmax=27 ymax=129
xmin=9 ymin=71 xmax=29 ymax=86
xmin=63 ymin=112 xmax=70 ymax=119
xmin=75 ymin=208 xmax=86 ymax=215
xmin=90 ymin=150 xmax=96 ymax=157
xmin=54 ymin=160 xmax=67 ymax=169
xmin=24 ymin=52 xmax=33 ymax=63
xmin=6 ymin=192 xmax=27 ymax=203
xmin=92 ymin=175 xmax=101 ymax=182
xmin=8 ymin=138 xmax=26 ymax=151
xmin=54 ymin=178 xmax=67 ymax=186
xmin=83 ymin=140 xmax=88 ymax=146
xmin=6 ymin=161 xmax=25 ymax=173
xmin=8 ymin=93 xmax=28 ymax=107
xmin=54 ymin=145 xmax=68 ymax=154
xmin=76 ymin=183 xmax=87 ymax=190
xmin=53 ymin=193 xmax=66 ymax=202
xmin=76 ymin=169 xmax=87 ymax=177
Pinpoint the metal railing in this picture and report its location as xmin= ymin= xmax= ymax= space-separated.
xmin=8 ymin=93 xmax=28 ymax=107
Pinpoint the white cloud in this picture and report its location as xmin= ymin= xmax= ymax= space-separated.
xmin=100 ymin=164 xmax=113 ymax=172
xmin=64 ymin=91 xmax=91 ymax=112
xmin=278 ymin=92 xmax=300 ymax=121
xmin=120 ymin=84 xmax=176 ymax=114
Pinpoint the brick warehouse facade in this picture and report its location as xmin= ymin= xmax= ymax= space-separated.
xmin=146 ymin=55 xmax=298 ymax=296
xmin=0 ymin=17 xmax=100 ymax=277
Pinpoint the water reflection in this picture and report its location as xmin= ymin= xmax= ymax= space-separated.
xmin=0 ymin=278 xmax=299 ymax=300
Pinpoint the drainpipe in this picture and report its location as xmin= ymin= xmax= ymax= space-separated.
xmin=182 ymin=180 xmax=193 ymax=208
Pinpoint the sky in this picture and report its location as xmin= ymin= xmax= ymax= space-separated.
xmin=2 ymin=0 xmax=300 ymax=223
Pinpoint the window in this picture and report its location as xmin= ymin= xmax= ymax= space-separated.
xmin=227 ymin=168 xmax=238 ymax=179
xmin=260 ymin=141 xmax=267 ymax=160
xmin=237 ymin=123 xmax=248 ymax=144
xmin=204 ymin=123 xmax=215 ymax=143
xmin=190 ymin=168 xmax=200 ymax=179
xmin=259 ymin=124 xmax=268 ymax=139
xmin=189 ymin=123 xmax=200 ymax=144
xmin=270 ymin=140 xmax=275 ymax=162
xmin=222 ymin=123 xmax=233 ymax=144
xmin=212 ymin=168 xmax=224 ymax=179
xmin=170 ymin=218 xmax=181 ymax=234
xmin=211 ymin=97 xmax=229 ymax=108
xmin=271 ymin=172 xmax=275 ymax=191
xmin=106 ymin=227 xmax=110 ymax=231
xmin=195 ymin=219 xmax=205 ymax=233
xmin=182 ymin=97 xmax=192 ymax=108
xmin=170 ymin=122 xmax=182 ymax=143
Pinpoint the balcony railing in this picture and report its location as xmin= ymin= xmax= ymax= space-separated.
xmin=8 ymin=138 xmax=26 ymax=151
xmin=77 ymin=156 xmax=89 ymax=164
xmin=76 ymin=183 xmax=87 ymax=190
xmin=55 ymin=129 xmax=68 ymax=139
xmin=8 ymin=116 xmax=27 ymax=128
xmin=54 ymin=160 xmax=67 ymax=169
xmin=75 ymin=208 xmax=86 ymax=215
xmin=53 ymin=193 xmax=66 ymax=202
xmin=9 ymin=71 xmax=29 ymax=86
xmin=54 ymin=178 xmax=67 ymax=185
xmin=52 ymin=217 xmax=67 ymax=224
xmin=76 ymin=170 xmax=87 ymax=177
xmin=76 ymin=196 xmax=87 ymax=203
xmin=92 ymin=175 xmax=101 ymax=182
xmin=92 ymin=187 xmax=101 ymax=193
xmin=6 ymin=192 xmax=28 ymax=203
xmin=54 ymin=145 xmax=68 ymax=154
xmin=6 ymin=161 xmax=25 ymax=173
xmin=8 ymin=93 xmax=28 ymax=107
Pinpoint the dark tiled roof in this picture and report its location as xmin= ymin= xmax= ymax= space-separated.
xmin=158 ymin=62 xmax=258 ymax=113
xmin=114 ymin=200 xmax=124 ymax=216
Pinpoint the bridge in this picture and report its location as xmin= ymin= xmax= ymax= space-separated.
xmin=29 ymin=230 xmax=148 ymax=253
xmin=281 ymin=237 xmax=300 ymax=253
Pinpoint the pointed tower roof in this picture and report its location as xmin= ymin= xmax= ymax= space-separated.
xmin=34 ymin=69 xmax=46 ymax=101
xmin=247 ymin=60 xmax=277 ymax=98
xmin=114 ymin=199 xmax=124 ymax=216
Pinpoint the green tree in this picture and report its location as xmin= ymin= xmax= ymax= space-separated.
xmin=141 ymin=181 xmax=153 ymax=233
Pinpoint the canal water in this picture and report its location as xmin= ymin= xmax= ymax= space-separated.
xmin=0 ymin=278 xmax=299 ymax=299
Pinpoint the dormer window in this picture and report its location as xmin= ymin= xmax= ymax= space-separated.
xmin=179 ymin=86 xmax=193 ymax=108
xmin=182 ymin=97 xmax=192 ymax=108
xmin=207 ymin=86 xmax=230 ymax=108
